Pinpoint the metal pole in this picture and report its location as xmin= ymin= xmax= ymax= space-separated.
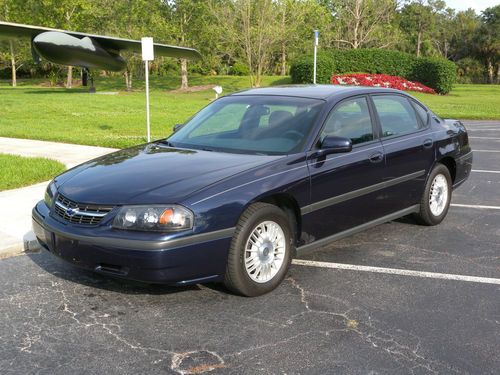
xmin=145 ymin=60 xmax=151 ymax=143
xmin=313 ymin=30 xmax=318 ymax=84
xmin=313 ymin=38 xmax=318 ymax=84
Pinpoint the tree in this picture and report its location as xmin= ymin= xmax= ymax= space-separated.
xmin=211 ymin=0 xmax=282 ymax=87
xmin=449 ymin=9 xmax=480 ymax=61
xmin=107 ymin=0 xmax=167 ymax=90
xmin=472 ymin=5 xmax=500 ymax=83
xmin=275 ymin=0 xmax=330 ymax=75
xmin=400 ymin=1 xmax=434 ymax=57
xmin=328 ymin=0 xmax=400 ymax=49
xmin=0 ymin=0 xmax=29 ymax=86
xmin=161 ymin=0 xmax=209 ymax=89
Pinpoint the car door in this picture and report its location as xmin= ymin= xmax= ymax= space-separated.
xmin=302 ymin=96 xmax=387 ymax=242
xmin=370 ymin=94 xmax=435 ymax=212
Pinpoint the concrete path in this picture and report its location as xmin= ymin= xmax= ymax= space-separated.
xmin=0 ymin=137 xmax=116 ymax=168
xmin=0 ymin=137 xmax=116 ymax=257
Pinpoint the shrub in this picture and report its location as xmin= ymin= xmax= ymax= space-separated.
xmin=290 ymin=52 xmax=336 ymax=84
xmin=230 ymin=61 xmax=250 ymax=76
xmin=409 ymin=57 xmax=456 ymax=95
xmin=290 ymin=49 xmax=456 ymax=94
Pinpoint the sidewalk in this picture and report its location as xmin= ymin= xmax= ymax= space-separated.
xmin=0 ymin=137 xmax=116 ymax=168
xmin=0 ymin=137 xmax=116 ymax=258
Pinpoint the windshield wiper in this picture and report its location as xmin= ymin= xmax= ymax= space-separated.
xmin=160 ymin=140 xmax=175 ymax=147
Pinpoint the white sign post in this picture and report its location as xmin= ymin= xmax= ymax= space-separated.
xmin=313 ymin=30 xmax=319 ymax=84
xmin=213 ymin=85 xmax=223 ymax=99
xmin=142 ymin=37 xmax=154 ymax=142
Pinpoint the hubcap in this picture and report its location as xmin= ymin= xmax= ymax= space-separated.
xmin=429 ymin=174 xmax=449 ymax=216
xmin=244 ymin=220 xmax=286 ymax=283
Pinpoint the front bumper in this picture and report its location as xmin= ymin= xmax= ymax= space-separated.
xmin=32 ymin=201 xmax=233 ymax=285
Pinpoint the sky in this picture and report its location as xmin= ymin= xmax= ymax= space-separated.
xmin=445 ymin=0 xmax=499 ymax=13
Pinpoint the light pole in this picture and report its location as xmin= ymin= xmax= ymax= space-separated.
xmin=141 ymin=37 xmax=154 ymax=142
xmin=313 ymin=30 xmax=319 ymax=84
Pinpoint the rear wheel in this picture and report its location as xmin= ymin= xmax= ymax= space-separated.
xmin=224 ymin=203 xmax=293 ymax=296
xmin=414 ymin=164 xmax=452 ymax=226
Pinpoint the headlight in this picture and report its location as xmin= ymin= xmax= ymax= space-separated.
xmin=112 ymin=205 xmax=194 ymax=232
xmin=44 ymin=180 xmax=57 ymax=208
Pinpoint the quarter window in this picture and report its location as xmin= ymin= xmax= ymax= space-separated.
xmin=372 ymin=95 xmax=421 ymax=137
xmin=413 ymin=101 xmax=429 ymax=126
xmin=322 ymin=97 xmax=374 ymax=145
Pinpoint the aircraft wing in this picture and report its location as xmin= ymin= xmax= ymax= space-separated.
xmin=0 ymin=21 xmax=201 ymax=61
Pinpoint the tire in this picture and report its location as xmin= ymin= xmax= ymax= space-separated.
xmin=224 ymin=203 xmax=293 ymax=297
xmin=414 ymin=163 xmax=452 ymax=226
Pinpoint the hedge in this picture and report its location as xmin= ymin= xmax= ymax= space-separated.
xmin=409 ymin=57 xmax=456 ymax=95
xmin=290 ymin=49 xmax=456 ymax=94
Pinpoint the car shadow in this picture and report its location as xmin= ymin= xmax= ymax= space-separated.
xmin=26 ymin=250 xmax=204 ymax=296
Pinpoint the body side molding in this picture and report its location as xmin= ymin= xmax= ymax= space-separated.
xmin=301 ymin=170 xmax=425 ymax=215
xmin=296 ymin=205 xmax=420 ymax=255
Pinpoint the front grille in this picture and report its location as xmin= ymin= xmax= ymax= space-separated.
xmin=53 ymin=194 xmax=114 ymax=225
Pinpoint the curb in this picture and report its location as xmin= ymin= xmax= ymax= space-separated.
xmin=0 ymin=239 xmax=41 ymax=260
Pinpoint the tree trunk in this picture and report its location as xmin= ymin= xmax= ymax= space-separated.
xmin=124 ymin=70 xmax=133 ymax=91
xmin=416 ymin=30 xmax=421 ymax=57
xmin=280 ymin=43 xmax=286 ymax=76
xmin=180 ymin=59 xmax=188 ymax=90
xmin=9 ymin=41 xmax=16 ymax=87
xmin=487 ymin=59 xmax=494 ymax=84
xmin=280 ymin=6 xmax=286 ymax=76
xmin=66 ymin=66 xmax=73 ymax=88
xmin=496 ymin=64 xmax=500 ymax=84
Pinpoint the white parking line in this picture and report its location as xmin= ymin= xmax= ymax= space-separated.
xmin=468 ymin=129 xmax=500 ymax=131
xmin=451 ymin=203 xmax=500 ymax=210
xmin=469 ymin=137 xmax=500 ymax=140
xmin=472 ymin=169 xmax=500 ymax=174
xmin=292 ymin=259 xmax=500 ymax=285
xmin=471 ymin=150 xmax=500 ymax=153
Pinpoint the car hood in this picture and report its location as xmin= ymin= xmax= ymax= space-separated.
xmin=56 ymin=143 xmax=278 ymax=205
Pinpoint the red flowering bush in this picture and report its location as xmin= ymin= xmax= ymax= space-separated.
xmin=331 ymin=73 xmax=436 ymax=94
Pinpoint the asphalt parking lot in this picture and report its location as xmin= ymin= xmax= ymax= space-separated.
xmin=1 ymin=121 xmax=499 ymax=374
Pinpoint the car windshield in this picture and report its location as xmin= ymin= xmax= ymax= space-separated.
xmin=167 ymin=95 xmax=325 ymax=155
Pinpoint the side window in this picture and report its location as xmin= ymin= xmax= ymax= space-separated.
xmin=372 ymin=95 xmax=421 ymax=138
xmin=322 ymin=97 xmax=374 ymax=145
xmin=413 ymin=101 xmax=429 ymax=126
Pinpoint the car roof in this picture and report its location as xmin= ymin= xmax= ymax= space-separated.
xmin=230 ymin=85 xmax=405 ymax=100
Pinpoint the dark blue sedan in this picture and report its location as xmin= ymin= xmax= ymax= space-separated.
xmin=32 ymin=86 xmax=472 ymax=296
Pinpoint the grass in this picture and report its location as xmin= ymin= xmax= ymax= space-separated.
xmin=0 ymin=76 xmax=498 ymax=149
xmin=0 ymin=154 xmax=66 ymax=191
xmin=412 ymin=84 xmax=500 ymax=120
xmin=0 ymin=75 xmax=291 ymax=148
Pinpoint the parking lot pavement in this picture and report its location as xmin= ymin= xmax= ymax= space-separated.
xmin=0 ymin=121 xmax=499 ymax=374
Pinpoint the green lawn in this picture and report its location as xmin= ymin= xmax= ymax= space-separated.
xmin=412 ymin=84 xmax=500 ymax=120
xmin=0 ymin=76 xmax=498 ymax=149
xmin=0 ymin=154 xmax=66 ymax=191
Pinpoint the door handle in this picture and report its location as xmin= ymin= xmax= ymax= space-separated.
xmin=369 ymin=152 xmax=384 ymax=163
xmin=423 ymin=139 xmax=433 ymax=149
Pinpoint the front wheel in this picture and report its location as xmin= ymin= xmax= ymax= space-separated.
xmin=224 ymin=203 xmax=293 ymax=297
xmin=414 ymin=164 xmax=452 ymax=226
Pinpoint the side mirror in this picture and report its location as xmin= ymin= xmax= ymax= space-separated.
xmin=173 ymin=123 xmax=184 ymax=133
xmin=317 ymin=136 xmax=352 ymax=156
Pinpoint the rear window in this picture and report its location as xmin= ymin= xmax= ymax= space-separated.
xmin=372 ymin=95 xmax=421 ymax=137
